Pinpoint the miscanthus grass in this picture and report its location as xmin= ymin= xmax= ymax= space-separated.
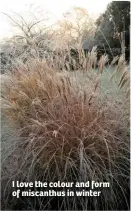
xmin=1 ymin=48 xmax=130 ymax=210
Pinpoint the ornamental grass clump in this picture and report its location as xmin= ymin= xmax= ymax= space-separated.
xmin=1 ymin=54 xmax=130 ymax=210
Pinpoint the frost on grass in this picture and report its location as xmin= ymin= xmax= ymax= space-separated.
xmin=1 ymin=50 xmax=130 ymax=210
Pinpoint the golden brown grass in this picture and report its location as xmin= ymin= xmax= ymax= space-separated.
xmin=1 ymin=50 xmax=130 ymax=210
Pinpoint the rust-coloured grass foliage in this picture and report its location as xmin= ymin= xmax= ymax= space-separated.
xmin=1 ymin=49 xmax=130 ymax=210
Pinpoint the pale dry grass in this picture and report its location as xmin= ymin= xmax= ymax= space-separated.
xmin=1 ymin=49 xmax=130 ymax=210
xmin=1 ymin=8 xmax=130 ymax=209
